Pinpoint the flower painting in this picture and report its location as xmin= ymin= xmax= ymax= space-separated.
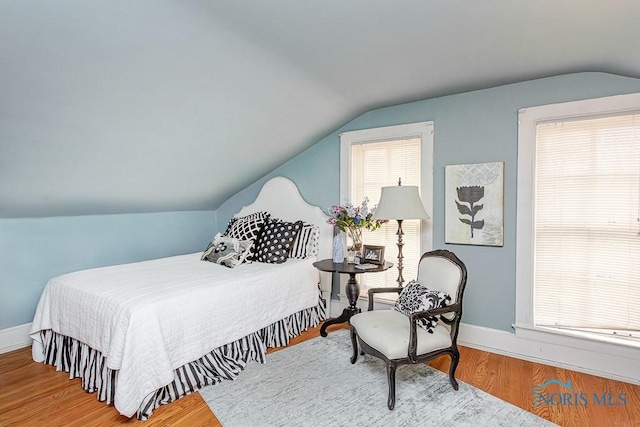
xmin=445 ymin=162 xmax=504 ymax=246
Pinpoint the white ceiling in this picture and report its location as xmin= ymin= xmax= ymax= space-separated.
xmin=2 ymin=0 xmax=640 ymax=217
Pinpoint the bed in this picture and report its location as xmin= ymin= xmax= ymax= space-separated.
xmin=29 ymin=176 xmax=333 ymax=419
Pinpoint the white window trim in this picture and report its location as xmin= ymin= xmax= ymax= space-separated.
xmin=516 ymin=92 xmax=640 ymax=355
xmin=338 ymin=122 xmax=434 ymax=304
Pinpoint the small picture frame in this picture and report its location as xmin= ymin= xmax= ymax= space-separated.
xmin=362 ymin=245 xmax=385 ymax=265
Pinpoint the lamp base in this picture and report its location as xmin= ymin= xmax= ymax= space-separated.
xmin=395 ymin=219 xmax=405 ymax=287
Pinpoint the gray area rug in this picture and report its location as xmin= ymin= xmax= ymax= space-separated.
xmin=200 ymin=330 xmax=555 ymax=427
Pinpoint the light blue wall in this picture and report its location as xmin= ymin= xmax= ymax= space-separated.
xmin=0 ymin=211 xmax=216 ymax=329
xmin=218 ymin=72 xmax=640 ymax=332
xmin=7 ymin=72 xmax=640 ymax=333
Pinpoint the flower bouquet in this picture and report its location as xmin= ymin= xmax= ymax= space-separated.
xmin=326 ymin=198 xmax=387 ymax=252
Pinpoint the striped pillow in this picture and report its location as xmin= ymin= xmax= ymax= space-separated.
xmin=289 ymin=223 xmax=320 ymax=259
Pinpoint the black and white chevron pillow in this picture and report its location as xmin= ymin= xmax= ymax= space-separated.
xmin=224 ymin=211 xmax=270 ymax=260
xmin=224 ymin=211 xmax=270 ymax=241
xmin=254 ymin=219 xmax=303 ymax=264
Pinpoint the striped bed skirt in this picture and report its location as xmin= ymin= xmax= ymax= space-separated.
xmin=39 ymin=296 xmax=326 ymax=420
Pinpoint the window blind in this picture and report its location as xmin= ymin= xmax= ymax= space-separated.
xmin=534 ymin=113 xmax=640 ymax=339
xmin=351 ymin=137 xmax=421 ymax=299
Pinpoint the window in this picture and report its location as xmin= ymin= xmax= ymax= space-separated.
xmin=340 ymin=122 xmax=433 ymax=301
xmin=516 ymin=93 xmax=640 ymax=348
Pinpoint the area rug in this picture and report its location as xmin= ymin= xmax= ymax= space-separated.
xmin=200 ymin=330 xmax=555 ymax=427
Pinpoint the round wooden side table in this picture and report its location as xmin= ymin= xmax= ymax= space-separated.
xmin=313 ymin=259 xmax=393 ymax=337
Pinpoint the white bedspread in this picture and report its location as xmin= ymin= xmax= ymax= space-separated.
xmin=30 ymin=253 xmax=319 ymax=417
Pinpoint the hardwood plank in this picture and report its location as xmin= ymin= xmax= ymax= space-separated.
xmin=425 ymin=346 xmax=640 ymax=427
xmin=1 ymin=324 xmax=639 ymax=426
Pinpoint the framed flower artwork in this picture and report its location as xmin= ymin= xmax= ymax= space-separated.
xmin=445 ymin=162 xmax=504 ymax=246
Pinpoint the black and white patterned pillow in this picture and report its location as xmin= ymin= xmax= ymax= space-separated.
xmin=393 ymin=280 xmax=451 ymax=333
xmin=224 ymin=211 xmax=270 ymax=260
xmin=201 ymin=233 xmax=253 ymax=268
xmin=254 ymin=219 xmax=303 ymax=263
xmin=289 ymin=223 xmax=320 ymax=259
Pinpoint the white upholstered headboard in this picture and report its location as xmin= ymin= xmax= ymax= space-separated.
xmin=234 ymin=176 xmax=333 ymax=306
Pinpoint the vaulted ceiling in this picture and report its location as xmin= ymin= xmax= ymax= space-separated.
xmin=2 ymin=1 xmax=640 ymax=217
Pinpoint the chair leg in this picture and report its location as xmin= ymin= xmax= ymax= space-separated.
xmin=387 ymin=362 xmax=397 ymax=410
xmin=350 ymin=328 xmax=358 ymax=364
xmin=448 ymin=351 xmax=460 ymax=390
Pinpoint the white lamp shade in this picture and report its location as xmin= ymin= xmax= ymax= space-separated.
xmin=372 ymin=185 xmax=430 ymax=220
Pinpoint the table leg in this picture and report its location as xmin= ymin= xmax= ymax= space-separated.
xmin=344 ymin=272 xmax=360 ymax=312
xmin=320 ymin=273 xmax=362 ymax=337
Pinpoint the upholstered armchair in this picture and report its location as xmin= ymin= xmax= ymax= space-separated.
xmin=349 ymin=249 xmax=468 ymax=410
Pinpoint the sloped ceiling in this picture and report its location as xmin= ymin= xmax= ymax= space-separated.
xmin=2 ymin=0 xmax=640 ymax=217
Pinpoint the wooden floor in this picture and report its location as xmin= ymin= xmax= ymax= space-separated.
xmin=1 ymin=324 xmax=639 ymax=426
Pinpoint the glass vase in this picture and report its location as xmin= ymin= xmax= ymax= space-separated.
xmin=346 ymin=227 xmax=363 ymax=263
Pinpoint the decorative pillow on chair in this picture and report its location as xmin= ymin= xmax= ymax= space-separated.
xmin=224 ymin=211 xmax=270 ymax=261
xmin=288 ymin=222 xmax=320 ymax=259
xmin=254 ymin=219 xmax=303 ymax=263
xmin=393 ymin=280 xmax=452 ymax=333
xmin=201 ymin=233 xmax=253 ymax=268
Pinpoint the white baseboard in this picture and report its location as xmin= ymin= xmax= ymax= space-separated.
xmin=458 ymin=322 xmax=640 ymax=385
xmin=0 ymin=323 xmax=32 ymax=354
